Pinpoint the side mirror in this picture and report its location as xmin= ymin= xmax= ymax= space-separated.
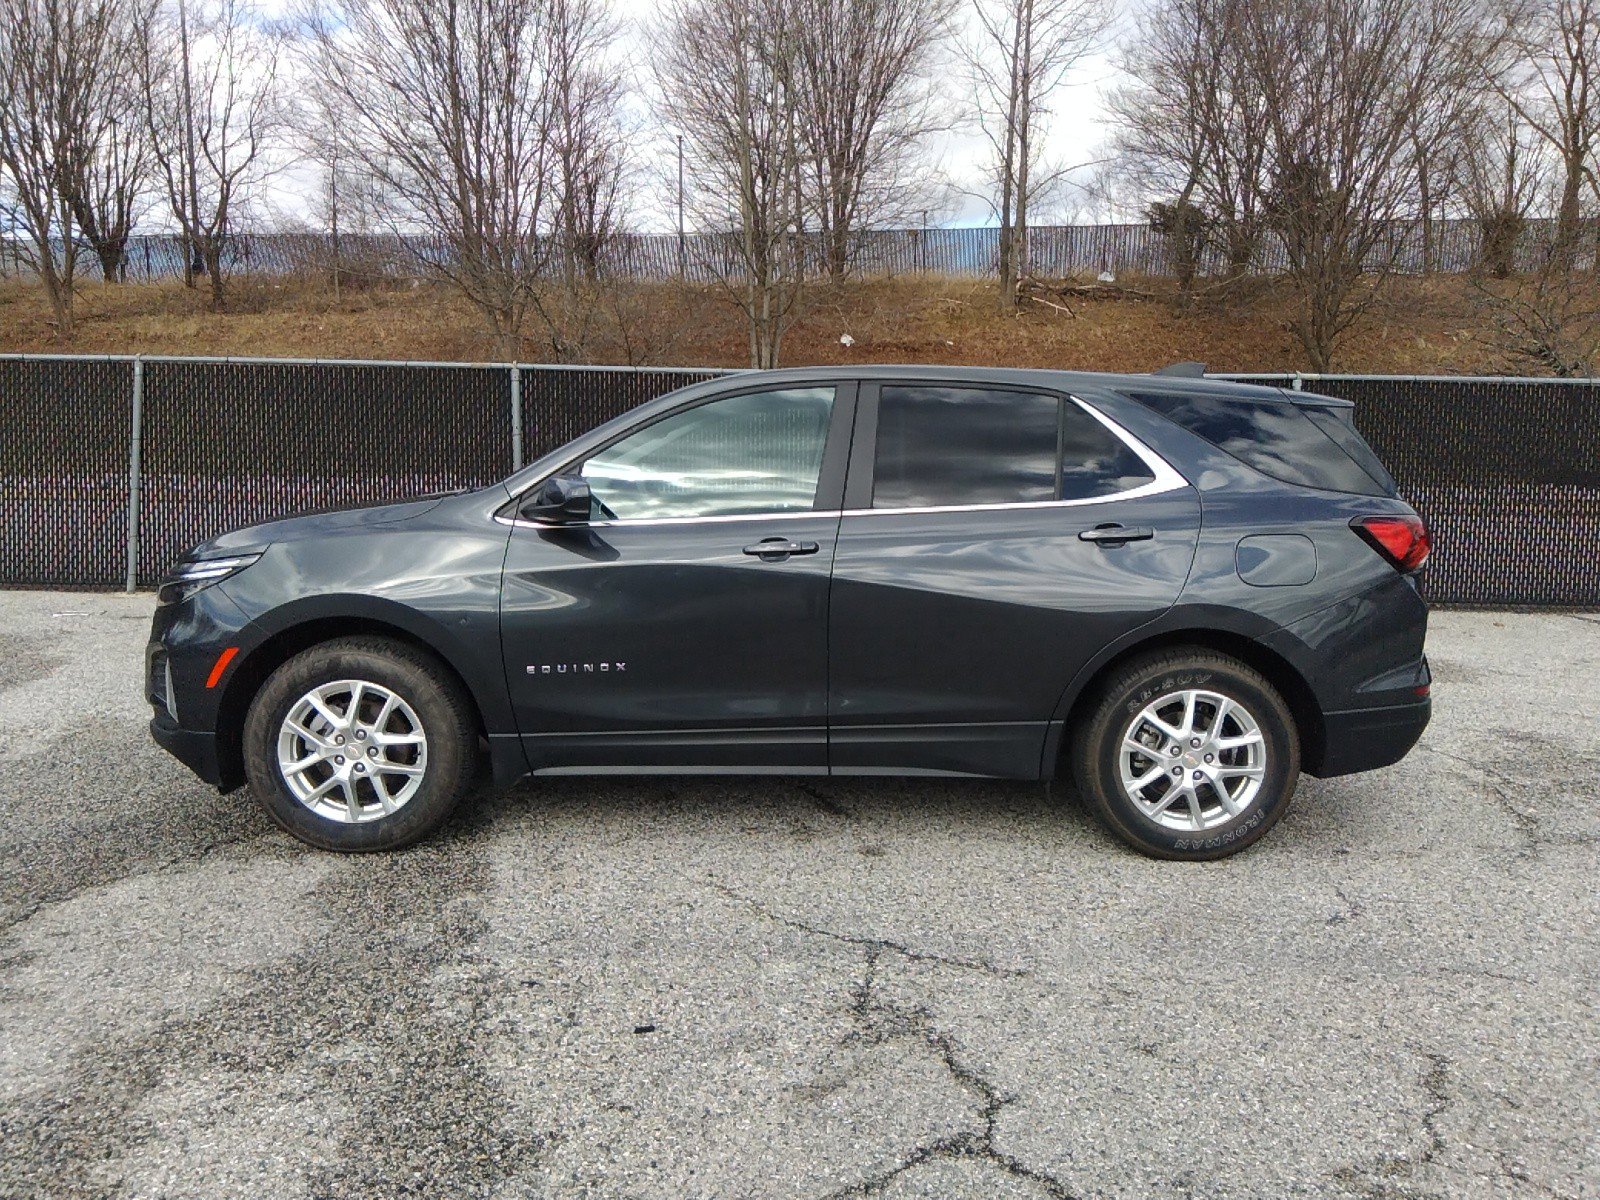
xmin=519 ymin=474 xmax=593 ymax=524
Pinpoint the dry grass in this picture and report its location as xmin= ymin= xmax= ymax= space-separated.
xmin=0 ymin=270 xmax=1512 ymax=374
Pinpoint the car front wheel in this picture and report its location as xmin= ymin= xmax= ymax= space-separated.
xmin=243 ymin=637 xmax=477 ymax=851
xmin=1071 ymin=648 xmax=1300 ymax=860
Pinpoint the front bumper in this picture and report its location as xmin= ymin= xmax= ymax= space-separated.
xmin=146 ymin=581 xmax=263 ymax=791
xmin=150 ymin=713 xmax=226 ymax=787
xmin=1313 ymin=697 xmax=1432 ymax=777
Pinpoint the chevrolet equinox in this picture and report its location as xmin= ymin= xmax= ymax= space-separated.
xmin=148 ymin=366 xmax=1431 ymax=859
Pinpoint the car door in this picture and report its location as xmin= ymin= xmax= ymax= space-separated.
xmin=500 ymin=382 xmax=855 ymax=773
xmin=827 ymin=380 xmax=1200 ymax=778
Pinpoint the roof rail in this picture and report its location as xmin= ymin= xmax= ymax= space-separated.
xmin=1152 ymin=361 xmax=1207 ymax=378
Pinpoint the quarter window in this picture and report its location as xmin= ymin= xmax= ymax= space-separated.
xmin=871 ymin=385 xmax=1156 ymax=509
xmin=1127 ymin=390 xmax=1388 ymax=496
xmin=581 ymin=387 xmax=834 ymax=521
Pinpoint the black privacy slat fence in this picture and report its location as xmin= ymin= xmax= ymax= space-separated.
xmin=518 ymin=366 xmax=725 ymax=463
xmin=1 ymin=354 xmax=1597 ymax=607
xmin=1303 ymin=376 xmax=1600 ymax=608
xmin=136 ymin=360 xmax=514 ymax=584
xmin=1 ymin=356 xmax=134 ymax=587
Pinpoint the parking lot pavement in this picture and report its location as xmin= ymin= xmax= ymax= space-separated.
xmin=0 ymin=591 xmax=1596 ymax=1200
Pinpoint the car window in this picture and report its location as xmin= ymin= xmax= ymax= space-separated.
xmin=871 ymin=385 xmax=1156 ymax=509
xmin=1057 ymin=399 xmax=1159 ymax=500
xmin=1301 ymin=404 xmax=1398 ymax=494
xmin=580 ymin=387 xmax=834 ymax=521
xmin=1128 ymin=390 xmax=1390 ymax=496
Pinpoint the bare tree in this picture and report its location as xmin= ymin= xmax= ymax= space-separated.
xmin=1464 ymin=99 xmax=1597 ymax=371
xmin=296 ymin=0 xmax=564 ymax=357
xmin=1243 ymin=0 xmax=1491 ymax=369
xmin=1107 ymin=0 xmax=1265 ymax=290
xmin=1475 ymin=248 xmax=1600 ymax=371
xmin=545 ymin=0 xmax=628 ymax=285
xmin=0 ymin=0 xmax=132 ymax=332
xmin=658 ymin=0 xmax=806 ymax=367
xmin=1494 ymin=0 xmax=1600 ymax=262
xmin=134 ymin=0 xmax=283 ymax=310
xmin=788 ymin=0 xmax=956 ymax=281
xmin=44 ymin=0 xmax=153 ymax=284
xmin=963 ymin=0 xmax=1109 ymax=310
xmin=301 ymin=0 xmax=646 ymax=362
xmin=1408 ymin=92 xmax=1478 ymax=273
xmin=1462 ymin=100 xmax=1547 ymax=276
xmin=290 ymin=94 xmax=397 ymax=295
xmin=61 ymin=80 xmax=152 ymax=283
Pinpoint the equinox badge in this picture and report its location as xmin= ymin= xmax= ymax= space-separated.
xmin=527 ymin=662 xmax=627 ymax=675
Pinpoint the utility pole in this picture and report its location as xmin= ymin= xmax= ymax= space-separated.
xmin=177 ymin=0 xmax=202 ymax=288
xmin=676 ymin=133 xmax=686 ymax=278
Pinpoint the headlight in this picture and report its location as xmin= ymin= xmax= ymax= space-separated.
xmin=157 ymin=553 xmax=262 ymax=606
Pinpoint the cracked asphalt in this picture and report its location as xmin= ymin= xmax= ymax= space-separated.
xmin=1 ymin=589 xmax=1597 ymax=1200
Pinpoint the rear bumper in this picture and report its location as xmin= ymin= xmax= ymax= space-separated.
xmin=150 ymin=715 xmax=228 ymax=789
xmin=1312 ymin=698 xmax=1431 ymax=778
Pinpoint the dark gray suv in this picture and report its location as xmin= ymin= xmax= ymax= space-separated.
xmin=147 ymin=367 xmax=1431 ymax=859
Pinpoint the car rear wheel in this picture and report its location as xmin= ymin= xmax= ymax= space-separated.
xmin=1071 ymin=648 xmax=1300 ymax=860
xmin=243 ymin=637 xmax=477 ymax=851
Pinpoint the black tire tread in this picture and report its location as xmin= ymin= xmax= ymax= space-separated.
xmin=242 ymin=636 xmax=478 ymax=852
xmin=1070 ymin=647 xmax=1300 ymax=861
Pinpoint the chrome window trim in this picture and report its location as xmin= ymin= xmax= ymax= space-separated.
xmin=495 ymin=507 xmax=833 ymax=530
xmin=496 ymin=394 xmax=1189 ymax=529
xmin=846 ymin=394 xmax=1187 ymax=517
xmin=840 ymin=476 xmax=1182 ymax=518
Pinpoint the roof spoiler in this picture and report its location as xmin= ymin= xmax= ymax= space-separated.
xmin=1152 ymin=361 xmax=1207 ymax=377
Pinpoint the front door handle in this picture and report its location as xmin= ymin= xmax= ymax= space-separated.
xmin=1078 ymin=524 xmax=1154 ymax=545
xmin=743 ymin=538 xmax=821 ymax=560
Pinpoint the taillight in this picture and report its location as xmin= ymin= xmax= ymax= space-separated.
xmin=1351 ymin=514 xmax=1430 ymax=572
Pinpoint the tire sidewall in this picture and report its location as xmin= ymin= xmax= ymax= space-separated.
xmin=1080 ymin=658 xmax=1299 ymax=860
xmin=243 ymin=641 xmax=472 ymax=852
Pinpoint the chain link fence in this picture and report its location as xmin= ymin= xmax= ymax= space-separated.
xmin=1 ymin=354 xmax=1596 ymax=607
xmin=4 ymin=216 xmax=1585 ymax=285
xmin=136 ymin=360 xmax=516 ymax=584
xmin=1281 ymin=374 xmax=1600 ymax=609
xmin=518 ymin=366 xmax=725 ymax=462
xmin=1 ymin=356 xmax=135 ymax=587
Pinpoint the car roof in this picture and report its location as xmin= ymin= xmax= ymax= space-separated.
xmin=715 ymin=365 xmax=1356 ymax=409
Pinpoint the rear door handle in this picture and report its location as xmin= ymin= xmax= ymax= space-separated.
xmin=743 ymin=538 xmax=820 ymax=559
xmin=1078 ymin=524 xmax=1154 ymax=544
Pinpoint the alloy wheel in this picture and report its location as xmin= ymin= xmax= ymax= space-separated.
xmin=1118 ymin=688 xmax=1267 ymax=832
xmin=276 ymin=679 xmax=428 ymax=823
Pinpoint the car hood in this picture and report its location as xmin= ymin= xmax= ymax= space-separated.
xmin=184 ymin=495 xmax=454 ymax=559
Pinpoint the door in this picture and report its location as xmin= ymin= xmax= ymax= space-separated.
xmin=501 ymin=383 xmax=854 ymax=773
xmin=827 ymin=381 xmax=1200 ymax=777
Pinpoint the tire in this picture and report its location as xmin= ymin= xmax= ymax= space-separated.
xmin=242 ymin=636 xmax=478 ymax=852
xmin=1070 ymin=648 xmax=1300 ymax=860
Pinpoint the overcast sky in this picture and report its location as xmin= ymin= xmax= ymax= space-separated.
xmin=259 ymin=0 xmax=1127 ymax=231
xmin=607 ymin=0 xmax=1125 ymax=230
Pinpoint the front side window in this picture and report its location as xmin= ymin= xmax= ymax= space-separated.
xmin=581 ymin=387 xmax=834 ymax=521
xmin=871 ymin=385 xmax=1155 ymax=509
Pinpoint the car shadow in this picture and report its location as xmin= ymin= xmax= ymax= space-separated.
xmin=465 ymin=772 xmax=1122 ymax=852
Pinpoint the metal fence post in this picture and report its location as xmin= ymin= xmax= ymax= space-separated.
xmin=125 ymin=356 xmax=144 ymax=592
xmin=1290 ymin=373 xmax=1303 ymax=391
xmin=509 ymin=362 xmax=524 ymax=471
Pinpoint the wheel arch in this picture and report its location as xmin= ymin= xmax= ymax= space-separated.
xmin=214 ymin=613 xmax=494 ymax=792
xmin=1042 ymin=626 xmax=1326 ymax=780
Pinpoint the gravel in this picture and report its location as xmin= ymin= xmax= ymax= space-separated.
xmin=1 ymin=590 xmax=1596 ymax=1199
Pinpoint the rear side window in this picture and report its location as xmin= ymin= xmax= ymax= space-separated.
xmin=872 ymin=385 xmax=1155 ymax=509
xmin=1127 ymin=390 xmax=1390 ymax=496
